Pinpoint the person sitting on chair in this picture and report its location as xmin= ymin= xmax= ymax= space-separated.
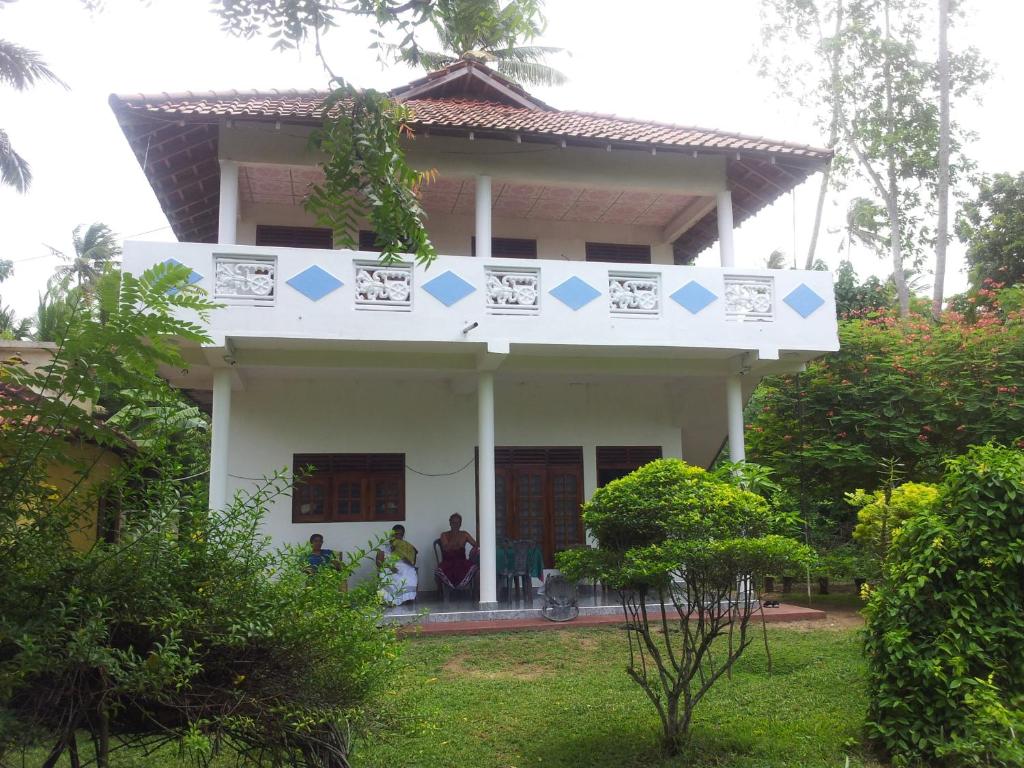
xmin=376 ymin=524 xmax=418 ymax=605
xmin=306 ymin=533 xmax=341 ymax=572
xmin=435 ymin=513 xmax=479 ymax=592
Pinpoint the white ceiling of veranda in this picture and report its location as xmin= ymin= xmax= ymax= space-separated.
xmin=238 ymin=166 xmax=703 ymax=228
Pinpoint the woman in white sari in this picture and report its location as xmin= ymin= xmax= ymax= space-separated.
xmin=376 ymin=524 xmax=418 ymax=605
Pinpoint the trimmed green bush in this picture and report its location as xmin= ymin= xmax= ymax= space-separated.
xmin=558 ymin=459 xmax=812 ymax=755
xmin=864 ymin=444 xmax=1024 ymax=766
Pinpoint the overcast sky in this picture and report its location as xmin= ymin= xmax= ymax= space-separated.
xmin=2 ymin=0 xmax=1021 ymax=319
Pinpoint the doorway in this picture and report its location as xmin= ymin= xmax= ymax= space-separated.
xmin=479 ymin=447 xmax=584 ymax=567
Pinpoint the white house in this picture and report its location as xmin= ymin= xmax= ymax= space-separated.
xmin=112 ymin=61 xmax=838 ymax=606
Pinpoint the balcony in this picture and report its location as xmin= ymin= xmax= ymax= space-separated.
xmin=123 ymin=241 xmax=838 ymax=361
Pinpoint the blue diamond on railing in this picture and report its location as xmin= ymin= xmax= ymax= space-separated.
xmin=670 ymin=281 xmax=717 ymax=314
xmin=162 ymin=258 xmax=203 ymax=286
xmin=423 ymin=270 xmax=475 ymax=307
xmin=286 ymin=265 xmax=343 ymax=301
xmin=783 ymin=283 xmax=825 ymax=318
xmin=550 ymin=276 xmax=600 ymax=311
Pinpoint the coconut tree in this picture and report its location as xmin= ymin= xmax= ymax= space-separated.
xmin=399 ymin=0 xmax=567 ymax=86
xmin=0 ymin=34 xmax=67 ymax=192
xmin=51 ymin=223 xmax=122 ymax=290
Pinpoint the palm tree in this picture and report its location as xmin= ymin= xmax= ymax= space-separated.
xmin=399 ymin=0 xmax=567 ymax=87
xmin=32 ymin=278 xmax=77 ymax=342
xmin=51 ymin=223 xmax=122 ymax=289
xmin=0 ymin=36 xmax=67 ymax=192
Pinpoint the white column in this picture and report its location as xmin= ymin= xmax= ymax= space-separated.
xmin=725 ymin=374 xmax=746 ymax=463
xmin=218 ymin=160 xmax=239 ymax=245
xmin=209 ymin=368 xmax=232 ymax=510
xmin=475 ymin=175 xmax=492 ymax=259
xmin=477 ymin=370 xmax=497 ymax=605
xmin=717 ymin=189 xmax=735 ymax=268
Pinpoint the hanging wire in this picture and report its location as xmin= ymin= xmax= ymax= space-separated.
xmin=404 ymin=456 xmax=475 ymax=477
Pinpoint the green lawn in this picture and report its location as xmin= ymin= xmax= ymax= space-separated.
xmin=356 ymin=622 xmax=878 ymax=768
xmin=21 ymin=620 xmax=876 ymax=768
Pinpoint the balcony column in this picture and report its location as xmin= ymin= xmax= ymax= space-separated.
xmin=725 ymin=374 xmax=745 ymax=463
xmin=218 ymin=160 xmax=240 ymax=245
xmin=716 ymin=189 xmax=735 ymax=268
xmin=475 ymin=175 xmax=492 ymax=258
xmin=209 ymin=368 xmax=232 ymax=510
xmin=477 ymin=370 xmax=498 ymax=606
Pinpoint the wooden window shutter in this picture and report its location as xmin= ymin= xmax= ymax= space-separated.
xmin=585 ymin=242 xmax=652 ymax=264
xmin=255 ymin=225 xmax=334 ymax=249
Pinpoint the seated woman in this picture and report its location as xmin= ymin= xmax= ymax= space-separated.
xmin=435 ymin=513 xmax=479 ymax=592
xmin=376 ymin=524 xmax=418 ymax=606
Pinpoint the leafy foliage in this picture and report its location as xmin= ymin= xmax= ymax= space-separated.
xmin=393 ymin=0 xmax=567 ymax=87
xmin=863 ymin=444 xmax=1024 ymax=766
xmin=557 ymin=459 xmax=812 ymax=755
xmin=758 ymin=0 xmax=989 ymax=313
xmin=746 ymin=296 xmax=1024 ymax=527
xmin=848 ymin=479 xmax=939 ymax=577
xmin=0 ymin=25 xmax=67 ymax=192
xmin=958 ymin=172 xmax=1024 ymax=291
xmin=306 ymin=92 xmax=436 ymax=265
xmin=0 ymin=263 xmax=398 ymax=767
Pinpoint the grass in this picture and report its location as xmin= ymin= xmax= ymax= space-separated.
xmin=355 ymin=620 xmax=878 ymax=768
xmin=18 ymin=618 xmax=877 ymax=768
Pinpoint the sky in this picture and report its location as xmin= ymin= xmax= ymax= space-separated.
xmin=2 ymin=0 xmax=1022 ymax=320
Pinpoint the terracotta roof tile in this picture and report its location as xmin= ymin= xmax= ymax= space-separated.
xmin=111 ymin=91 xmax=830 ymax=160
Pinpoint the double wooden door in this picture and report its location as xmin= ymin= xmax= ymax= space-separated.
xmin=488 ymin=447 xmax=584 ymax=567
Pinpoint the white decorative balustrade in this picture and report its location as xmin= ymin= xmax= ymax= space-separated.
xmin=608 ymin=272 xmax=660 ymax=316
xmin=124 ymin=242 xmax=839 ymax=358
xmin=724 ymin=276 xmax=774 ymax=322
xmin=485 ymin=266 xmax=540 ymax=313
xmin=214 ymin=255 xmax=276 ymax=303
xmin=354 ymin=262 xmax=413 ymax=310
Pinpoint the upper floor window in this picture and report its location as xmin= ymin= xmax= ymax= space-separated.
xmin=596 ymin=445 xmax=663 ymax=487
xmin=585 ymin=242 xmax=652 ymax=264
xmin=256 ymin=225 xmax=333 ymax=249
xmin=471 ymin=237 xmax=538 ymax=259
xmin=292 ymin=453 xmax=405 ymax=523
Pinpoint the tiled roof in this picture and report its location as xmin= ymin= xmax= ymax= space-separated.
xmin=111 ymin=90 xmax=830 ymax=161
xmin=108 ymin=60 xmax=831 ymax=258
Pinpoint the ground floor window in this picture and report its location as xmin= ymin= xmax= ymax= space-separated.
xmin=292 ymin=453 xmax=405 ymax=523
xmin=596 ymin=445 xmax=663 ymax=487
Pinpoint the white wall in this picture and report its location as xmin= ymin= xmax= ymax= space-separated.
xmin=227 ymin=375 xmax=685 ymax=588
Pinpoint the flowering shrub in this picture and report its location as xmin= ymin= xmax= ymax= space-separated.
xmin=747 ymin=292 xmax=1024 ymax=519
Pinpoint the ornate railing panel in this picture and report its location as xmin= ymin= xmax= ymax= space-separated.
xmin=484 ymin=266 xmax=540 ymax=313
xmin=724 ymin=276 xmax=774 ymax=322
xmin=354 ymin=262 xmax=413 ymax=310
xmin=608 ymin=272 xmax=660 ymax=316
xmin=214 ymin=255 xmax=276 ymax=303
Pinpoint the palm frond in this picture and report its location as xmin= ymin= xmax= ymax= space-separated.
xmin=0 ymin=128 xmax=31 ymax=192
xmin=417 ymin=50 xmax=458 ymax=72
xmin=0 ymin=40 xmax=67 ymax=91
xmin=493 ymin=45 xmax=567 ymax=63
xmin=494 ymin=59 xmax=568 ymax=87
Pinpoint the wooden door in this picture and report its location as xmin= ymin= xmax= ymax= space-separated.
xmin=481 ymin=448 xmax=584 ymax=567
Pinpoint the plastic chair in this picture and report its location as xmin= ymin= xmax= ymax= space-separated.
xmin=541 ymin=575 xmax=579 ymax=622
xmin=499 ymin=539 xmax=535 ymax=604
xmin=433 ymin=538 xmax=478 ymax=605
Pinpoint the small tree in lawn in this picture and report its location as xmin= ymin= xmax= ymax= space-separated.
xmin=557 ymin=459 xmax=813 ymax=756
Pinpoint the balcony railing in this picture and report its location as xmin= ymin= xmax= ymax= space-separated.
xmin=125 ymin=241 xmax=839 ymax=356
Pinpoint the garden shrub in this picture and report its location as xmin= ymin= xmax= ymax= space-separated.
xmin=864 ymin=444 xmax=1024 ymax=767
xmin=558 ymin=459 xmax=812 ymax=755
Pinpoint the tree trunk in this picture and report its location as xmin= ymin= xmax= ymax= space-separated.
xmin=806 ymin=0 xmax=845 ymax=270
xmin=933 ymin=0 xmax=951 ymax=319
xmin=883 ymin=0 xmax=910 ymax=317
